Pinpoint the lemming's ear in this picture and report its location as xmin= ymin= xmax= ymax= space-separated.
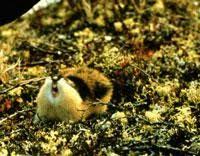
xmin=67 ymin=76 xmax=91 ymax=100
xmin=93 ymin=81 xmax=112 ymax=99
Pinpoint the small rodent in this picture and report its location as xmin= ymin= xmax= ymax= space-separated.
xmin=34 ymin=67 xmax=113 ymax=123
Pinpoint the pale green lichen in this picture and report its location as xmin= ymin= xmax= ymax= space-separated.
xmin=181 ymin=81 xmax=200 ymax=104
xmin=111 ymin=111 xmax=128 ymax=126
xmin=39 ymin=130 xmax=67 ymax=154
xmin=173 ymin=106 xmax=197 ymax=131
xmin=0 ymin=0 xmax=199 ymax=155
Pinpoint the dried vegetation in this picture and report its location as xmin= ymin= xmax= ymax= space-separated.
xmin=0 ymin=0 xmax=199 ymax=155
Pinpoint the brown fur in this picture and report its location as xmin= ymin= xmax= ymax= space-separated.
xmin=35 ymin=67 xmax=113 ymax=122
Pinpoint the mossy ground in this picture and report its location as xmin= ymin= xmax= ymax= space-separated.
xmin=0 ymin=0 xmax=199 ymax=155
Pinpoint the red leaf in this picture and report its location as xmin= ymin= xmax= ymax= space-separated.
xmin=5 ymin=99 xmax=12 ymax=110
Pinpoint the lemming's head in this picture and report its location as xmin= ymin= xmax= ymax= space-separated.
xmin=36 ymin=77 xmax=82 ymax=106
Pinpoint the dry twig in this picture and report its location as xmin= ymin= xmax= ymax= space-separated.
xmin=0 ymin=108 xmax=34 ymax=125
xmin=0 ymin=77 xmax=44 ymax=94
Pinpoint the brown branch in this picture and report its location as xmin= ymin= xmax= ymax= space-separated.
xmin=22 ymin=41 xmax=75 ymax=56
xmin=0 ymin=108 xmax=34 ymax=125
xmin=23 ymin=42 xmax=61 ymax=55
xmin=0 ymin=77 xmax=44 ymax=94
xmin=20 ymin=60 xmax=62 ymax=67
xmin=128 ymin=144 xmax=197 ymax=155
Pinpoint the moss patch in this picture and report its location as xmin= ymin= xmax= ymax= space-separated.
xmin=0 ymin=0 xmax=199 ymax=155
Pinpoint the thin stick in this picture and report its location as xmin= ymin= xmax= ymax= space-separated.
xmin=0 ymin=108 xmax=34 ymax=125
xmin=0 ymin=77 xmax=45 ymax=94
xmin=20 ymin=60 xmax=62 ymax=67
xmin=129 ymin=144 xmax=197 ymax=155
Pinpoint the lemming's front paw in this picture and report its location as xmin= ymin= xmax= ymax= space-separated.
xmin=33 ymin=113 xmax=49 ymax=124
xmin=33 ymin=113 xmax=40 ymax=124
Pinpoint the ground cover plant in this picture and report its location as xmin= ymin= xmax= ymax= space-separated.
xmin=0 ymin=0 xmax=199 ymax=155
